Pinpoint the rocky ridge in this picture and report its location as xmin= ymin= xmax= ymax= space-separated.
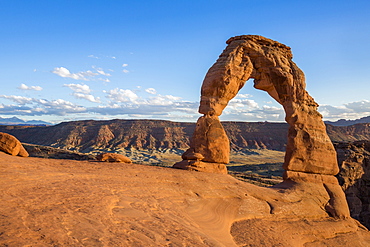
xmin=1 ymin=120 xmax=370 ymax=153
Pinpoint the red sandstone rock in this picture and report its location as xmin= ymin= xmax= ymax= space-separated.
xmin=174 ymin=115 xmax=229 ymax=173
xmin=96 ymin=153 xmax=132 ymax=163
xmin=174 ymin=35 xmax=348 ymax=219
xmin=283 ymin=170 xmax=350 ymax=219
xmin=176 ymin=35 xmax=338 ymax=175
xmin=0 ymin=132 xmax=29 ymax=157
xmin=199 ymin=35 xmax=337 ymax=175
xmin=173 ymin=160 xmax=227 ymax=174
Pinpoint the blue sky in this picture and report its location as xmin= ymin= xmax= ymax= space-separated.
xmin=1 ymin=0 xmax=370 ymax=123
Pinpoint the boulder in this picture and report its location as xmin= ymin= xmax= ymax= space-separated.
xmin=96 ymin=153 xmax=132 ymax=163
xmin=0 ymin=132 xmax=29 ymax=157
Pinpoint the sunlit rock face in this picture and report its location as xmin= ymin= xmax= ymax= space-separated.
xmin=197 ymin=35 xmax=338 ymax=175
xmin=0 ymin=132 xmax=28 ymax=157
xmin=174 ymin=35 xmax=350 ymax=218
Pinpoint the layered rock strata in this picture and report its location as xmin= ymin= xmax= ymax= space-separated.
xmin=174 ymin=35 xmax=350 ymax=218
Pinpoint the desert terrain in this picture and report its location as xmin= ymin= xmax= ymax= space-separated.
xmin=1 ymin=152 xmax=369 ymax=246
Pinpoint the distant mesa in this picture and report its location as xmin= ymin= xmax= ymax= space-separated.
xmin=325 ymin=116 xmax=370 ymax=126
xmin=0 ymin=132 xmax=29 ymax=157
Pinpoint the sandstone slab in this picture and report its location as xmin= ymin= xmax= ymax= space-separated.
xmin=0 ymin=132 xmax=29 ymax=157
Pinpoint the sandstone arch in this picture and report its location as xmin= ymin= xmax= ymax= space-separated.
xmin=174 ymin=35 xmax=350 ymax=219
xmin=174 ymin=35 xmax=338 ymax=176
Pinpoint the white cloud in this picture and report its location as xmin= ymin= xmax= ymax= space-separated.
xmin=345 ymin=100 xmax=370 ymax=113
xmin=72 ymin=93 xmax=101 ymax=103
xmin=122 ymin=69 xmax=129 ymax=73
xmin=146 ymin=95 xmax=182 ymax=106
xmin=88 ymin=55 xmax=99 ymax=59
xmin=52 ymin=67 xmax=98 ymax=81
xmin=92 ymin=66 xmax=111 ymax=76
xmin=227 ymin=97 xmax=259 ymax=111
xmin=63 ymin=83 xmax=101 ymax=103
xmin=122 ymin=64 xmax=128 ymax=67
xmin=319 ymin=100 xmax=370 ymax=121
xmin=104 ymin=88 xmax=139 ymax=103
xmin=96 ymin=69 xmax=111 ymax=76
xmin=63 ymin=83 xmax=91 ymax=94
xmin=18 ymin=83 xmax=43 ymax=91
xmin=145 ymin=88 xmax=157 ymax=95
xmin=98 ymin=78 xmax=110 ymax=83
xmin=0 ymin=96 xmax=86 ymax=116
xmin=0 ymin=95 xmax=34 ymax=104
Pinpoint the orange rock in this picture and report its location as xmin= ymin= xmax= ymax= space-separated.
xmin=199 ymin=35 xmax=338 ymax=175
xmin=175 ymin=115 xmax=229 ymax=173
xmin=174 ymin=35 xmax=349 ymax=218
xmin=176 ymin=35 xmax=338 ymax=175
xmin=0 ymin=132 xmax=29 ymax=157
xmin=173 ymin=160 xmax=227 ymax=174
xmin=96 ymin=153 xmax=132 ymax=163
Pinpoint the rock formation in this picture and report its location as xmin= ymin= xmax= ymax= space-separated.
xmin=96 ymin=152 xmax=132 ymax=163
xmin=0 ymin=132 xmax=28 ymax=157
xmin=2 ymin=120 xmax=370 ymax=153
xmin=1 ymin=152 xmax=369 ymax=246
xmin=174 ymin=35 xmax=350 ymax=218
xmin=335 ymin=141 xmax=370 ymax=229
xmin=175 ymin=35 xmax=338 ymax=174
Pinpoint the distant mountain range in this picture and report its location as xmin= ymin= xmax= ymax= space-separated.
xmin=1 ymin=119 xmax=370 ymax=153
xmin=325 ymin=116 xmax=370 ymax=126
xmin=1 ymin=115 xmax=369 ymax=127
xmin=0 ymin=116 xmax=52 ymax=126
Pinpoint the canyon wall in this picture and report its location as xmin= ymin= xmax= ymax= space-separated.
xmin=1 ymin=121 xmax=370 ymax=152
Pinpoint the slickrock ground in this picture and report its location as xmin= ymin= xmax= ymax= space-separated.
xmin=1 ymin=152 xmax=369 ymax=246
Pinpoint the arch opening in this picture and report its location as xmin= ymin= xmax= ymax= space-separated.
xmin=174 ymin=35 xmax=338 ymax=177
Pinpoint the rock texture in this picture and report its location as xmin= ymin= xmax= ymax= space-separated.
xmin=1 ymin=152 xmax=369 ymax=246
xmin=1 ymin=121 xmax=370 ymax=153
xmin=335 ymin=141 xmax=370 ymax=229
xmin=96 ymin=153 xmax=132 ymax=163
xmin=174 ymin=35 xmax=350 ymax=219
xmin=177 ymin=35 xmax=338 ymax=175
xmin=0 ymin=132 xmax=28 ymax=157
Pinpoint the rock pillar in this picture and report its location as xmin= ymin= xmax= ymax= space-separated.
xmin=173 ymin=115 xmax=229 ymax=174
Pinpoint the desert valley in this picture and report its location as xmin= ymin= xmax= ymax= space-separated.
xmin=1 ymin=35 xmax=370 ymax=246
xmin=1 ymin=119 xmax=370 ymax=246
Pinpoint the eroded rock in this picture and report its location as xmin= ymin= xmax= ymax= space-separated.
xmin=174 ymin=35 xmax=349 ymax=219
xmin=96 ymin=153 xmax=132 ymax=163
xmin=176 ymin=35 xmax=338 ymax=175
xmin=335 ymin=141 xmax=370 ymax=229
xmin=0 ymin=132 xmax=28 ymax=157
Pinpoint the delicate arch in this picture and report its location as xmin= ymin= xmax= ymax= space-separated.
xmin=175 ymin=35 xmax=338 ymax=176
